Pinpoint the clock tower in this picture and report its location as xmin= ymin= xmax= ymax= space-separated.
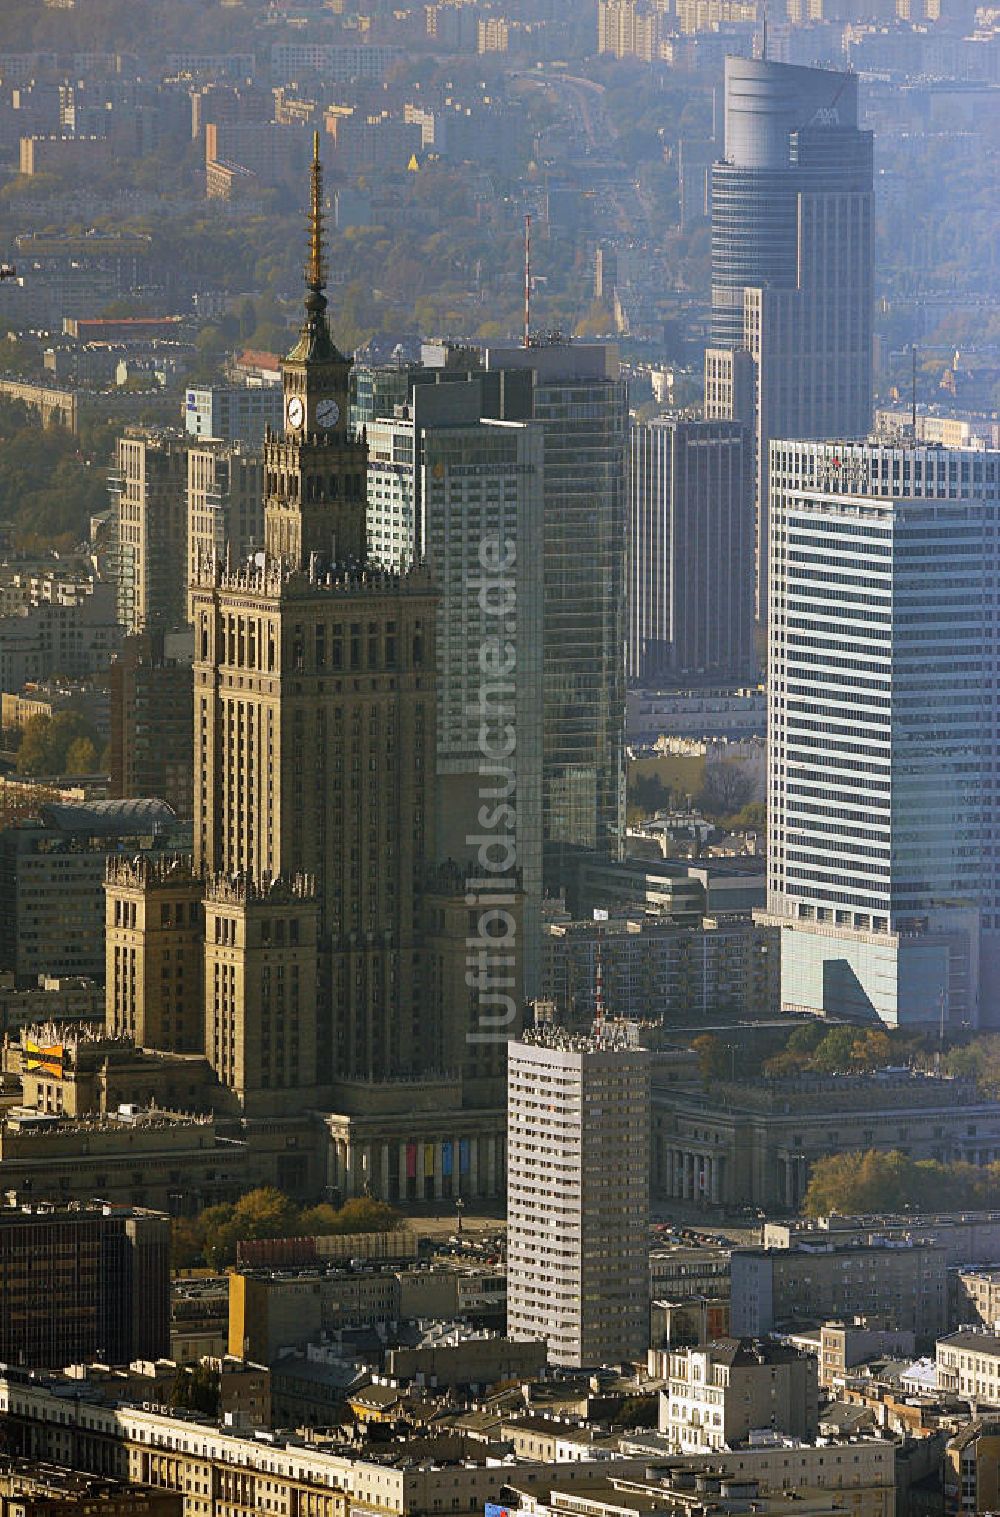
xmin=264 ymin=131 xmax=367 ymax=568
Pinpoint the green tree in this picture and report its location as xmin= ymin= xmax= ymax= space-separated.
xmin=239 ymin=298 xmax=258 ymax=339
xmin=0 ymin=403 xmax=112 ymax=547
xmin=695 ymin=763 xmax=755 ymax=819
xmin=762 ymin=1049 xmax=812 ymax=1078
xmin=729 ymin=800 xmax=766 ymax=831
xmin=297 ymin=1203 xmax=344 ymax=1235
xmin=945 ymin=1043 xmax=986 ymax=1081
xmin=198 ymin=1202 xmax=238 ymax=1271
xmin=802 ymin=1149 xmax=902 ymax=1216
xmin=613 ymin=1394 xmax=658 ymax=1429
xmin=851 ymin=1029 xmax=893 ymax=1071
xmin=170 ymin=1362 xmax=220 ymax=1413
xmin=574 ymin=299 xmax=613 ymax=337
xmin=802 ymin=1150 xmax=864 ymax=1215
xmin=943 ymin=1036 xmax=1000 ymax=1095
xmin=64 ymin=736 xmax=98 ymax=773
xmin=802 ymin=1148 xmax=980 ymax=1217
xmin=170 ymin=1216 xmax=206 ymax=1271
xmin=785 ymin=1023 xmax=826 ymax=1055
xmin=690 ymin=1033 xmax=730 ymax=1083
xmin=199 ymin=1187 xmax=303 ymax=1268
xmin=15 ymin=715 xmax=57 ymax=776
xmin=328 ymin=1198 xmax=402 ymax=1235
xmin=230 ymin=1186 xmax=301 ymax=1239
xmin=176 ymin=1189 xmax=403 ymax=1269
xmin=912 ymin=1157 xmax=966 ymax=1212
xmin=16 ymin=712 xmax=100 ymax=777
xmin=627 ymin=773 xmax=670 ymax=817
xmin=810 ymin=1026 xmax=861 ymax=1073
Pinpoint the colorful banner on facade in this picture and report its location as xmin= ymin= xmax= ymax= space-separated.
xmin=24 ymin=1040 xmax=64 ymax=1079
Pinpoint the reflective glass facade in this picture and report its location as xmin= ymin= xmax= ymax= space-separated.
xmin=486 ymin=346 xmax=627 ymax=874
xmin=533 ymin=375 xmax=627 ymax=860
xmin=708 ymin=59 xmax=874 ymax=620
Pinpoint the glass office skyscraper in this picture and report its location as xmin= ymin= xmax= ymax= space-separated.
xmin=705 ymin=58 xmax=873 ymax=620
xmin=765 ymin=439 xmax=1000 ymax=1027
xmin=627 ymin=415 xmax=755 ymax=687
xmin=487 ymin=344 xmax=628 ymax=877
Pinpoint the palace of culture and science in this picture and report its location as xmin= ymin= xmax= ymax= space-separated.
xmin=104 ymin=138 xmax=515 ymax=1202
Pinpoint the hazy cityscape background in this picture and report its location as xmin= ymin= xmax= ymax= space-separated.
xmin=0 ymin=1 xmax=997 ymax=1515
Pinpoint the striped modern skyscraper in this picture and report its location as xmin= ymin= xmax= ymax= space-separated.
xmin=763 ymin=438 xmax=1000 ymax=1027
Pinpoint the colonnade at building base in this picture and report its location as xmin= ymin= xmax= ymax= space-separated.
xmin=324 ymin=1108 xmax=506 ymax=1203
xmin=657 ymin=1146 xmax=726 ymax=1204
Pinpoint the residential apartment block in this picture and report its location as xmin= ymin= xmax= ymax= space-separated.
xmin=938 ymin=1331 xmax=1000 ymax=1403
xmin=542 ymin=913 xmax=778 ymax=1025
xmin=955 ymin=1268 xmax=1000 ymax=1330
xmin=109 ymin=632 xmax=194 ymax=817
xmin=184 ymin=382 xmax=282 ymax=447
xmin=185 ymin=440 xmax=263 ymax=618
xmin=0 ymin=799 xmax=188 ymax=983
xmin=660 ymin=1337 xmax=819 ymax=1451
xmin=731 ymin=1239 xmax=948 ymax=1341
xmin=507 ymin=1030 xmax=650 ymax=1367
xmin=945 ymin=1419 xmax=1000 ymax=1517
xmin=111 ymin=431 xmax=188 ymax=635
xmin=0 ymin=1374 xmax=649 ymax=1517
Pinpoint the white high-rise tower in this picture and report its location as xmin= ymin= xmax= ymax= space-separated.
xmin=507 ymin=1028 xmax=650 ymax=1367
xmin=763 ymin=439 xmax=1000 ymax=1026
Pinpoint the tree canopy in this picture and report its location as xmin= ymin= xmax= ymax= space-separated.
xmin=627 ymin=772 xmax=671 ymax=819
xmin=15 ymin=709 xmax=104 ymax=776
xmin=171 ymin=1187 xmax=403 ymax=1271
xmin=0 ymin=400 xmax=111 ymax=551
xmin=942 ymin=1036 xmax=1000 ymax=1097
xmin=803 ymin=1148 xmax=996 ymax=1218
xmin=16 ymin=711 xmax=104 ymax=777
xmin=170 ymin=1361 xmax=220 ymax=1412
xmin=695 ymin=763 xmax=756 ymax=821
xmin=763 ymin=1026 xmax=892 ymax=1078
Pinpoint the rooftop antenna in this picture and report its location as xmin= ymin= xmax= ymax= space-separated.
xmin=762 ymin=2 xmax=767 ymax=60
xmin=523 ymin=212 xmax=531 ymax=348
xmin=911 ymin=343 xmax=917 ymax=437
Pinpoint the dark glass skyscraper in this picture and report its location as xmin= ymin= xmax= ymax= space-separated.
xmin=627 ymin=416 xmax=754 ymax=688
xmin=486 ymin=344 xmax=627 ymax=876
xmin=705 ymin=58 xmax=873 ymax=619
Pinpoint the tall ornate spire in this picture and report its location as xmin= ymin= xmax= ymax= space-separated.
xmin=286 ymin=129 xmax=341 ymax=364
xmin=306 ymin=129 xmax=326 ymax=319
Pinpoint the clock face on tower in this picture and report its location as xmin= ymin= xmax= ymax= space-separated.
xmin=316 ymin=398 xmax=340 ymax=430
xmin=286 ymin=395 xmax=304 ymax=431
